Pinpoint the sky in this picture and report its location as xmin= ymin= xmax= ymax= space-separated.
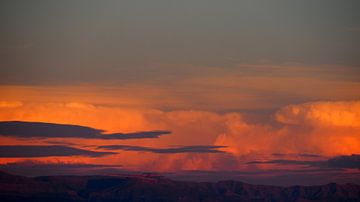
xmin=0 ymin=0 xmax=360 ymax=186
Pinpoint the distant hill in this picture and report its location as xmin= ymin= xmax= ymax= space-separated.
xmin=0 ymin=170 xmax=359 ymax=202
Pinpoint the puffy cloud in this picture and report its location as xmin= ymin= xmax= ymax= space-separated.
xmin=275 ymin=101 xmax=360 ymax=127
xmin=214 ymin=113 xmax=288 ymax=156
xmin=0 ymin=103 xmax=224 ymax=146
xmin=215 ymin=101 xmax=360 ymax=157
xmin=0 ymin=100 xmax=359 ymax=171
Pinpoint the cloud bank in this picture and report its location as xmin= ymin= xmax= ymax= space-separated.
xmin=0 ymin=100 xmax=359 ymax=172
xmin=215 ymin=100 xmax=360 ymax=157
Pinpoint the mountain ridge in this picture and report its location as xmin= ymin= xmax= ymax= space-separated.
xmin=0 ymin=170 xmax=359 ymax=202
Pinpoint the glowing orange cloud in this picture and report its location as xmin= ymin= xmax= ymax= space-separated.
xmin=0 ymin=98 xmax=359 ymax=171
xmin=216 ymin=101 xmax=360 ymax=157
xmin=276 ymin=101 xmax=360 ymax=127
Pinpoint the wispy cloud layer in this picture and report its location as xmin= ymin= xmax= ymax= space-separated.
xmin=0 ymin=161 xmax=123 ymax=176
xmin=98 ymin=145 xmax=226 ymax=154
xmin=247 ymin=154 xmax=360 ymax=169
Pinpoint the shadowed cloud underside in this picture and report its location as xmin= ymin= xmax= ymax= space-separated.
xmin=98 ymin=145 xmax=227 ymax=154
xmin=0 ymin=145 xmax=115 ymax=157
xmin=0 ymin=121 xmax=171 ymax=139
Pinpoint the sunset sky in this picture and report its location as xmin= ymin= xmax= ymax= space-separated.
xmin=0 ymin=0 xmax=360 ymax=186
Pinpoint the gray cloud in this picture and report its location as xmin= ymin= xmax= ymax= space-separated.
xmin=2 ymin=0 xmax=360 ymax=88
xmin=0 ymin=145 xmax=116 ymax=157
xmin=247 ymin=154 xmax=360 ymax=169
xmin=0 ymin=121 xmax=171 ymax=140
xmin=98 ymin=145 xmax=227 ymax=154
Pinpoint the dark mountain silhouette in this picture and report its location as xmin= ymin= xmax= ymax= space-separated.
xmin=0 ymin=170 xmax=359 ymax=202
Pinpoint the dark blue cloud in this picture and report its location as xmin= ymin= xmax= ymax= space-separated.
xmin=0 ymin=161 xmax=123 ymax=176
xmin=0 ymin=145 xmax=115 ymax=157
xmin=326 ymin=154 xmax=360 ymax=169
xmin=247 ymin=154 xmax=360 ymax=169
xmin=98 ymin=145 xmax=227 ymax=153
xmin=0 ymin=121 xmax=171 ymax=139
xmin=272 ymin=153 xmax=323 ymax=158
xmin=247 ymin=159 xmax=318 ymax=166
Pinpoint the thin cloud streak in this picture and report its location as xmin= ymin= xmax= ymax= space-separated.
xmin=98 ymin=145 xmax=227 ymax=154
xmin=272 ymin=153 xmax=323 ymax=158
xmin=0 ymin=145 xmax=116 ymax=157
xmin=0 ymin=161 xmax=123 ymax=177
xmin=247 ymin=154 xmax=360 ymax=169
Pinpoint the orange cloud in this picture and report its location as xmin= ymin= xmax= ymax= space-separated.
xmin=276 ymin=101 xmax=360 ymax=127
xmin=0 ymin=99 xmax=359 ymax=171
xmin=216 ymin=101 xmax=360 ymax=158
xmin=0 ymin=101 xmax=23 ymax=108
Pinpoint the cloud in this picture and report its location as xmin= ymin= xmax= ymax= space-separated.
xmin=0 ymin=160 xmax=123 ymax=176
xmin=98 ymin=145 xmax=227 ymax=154
xmin=215 ymin=101 xmax=360 ymax=157
xmin=275 ymin=101 xmax=360 ymax=127
xmin=0 ymin=100 xmax=359 ymax=172
xmin=0 ymin=121 xmax=171 ymax=140
xmin=272 ymin=153 xmax=323 ymax=158
xmin=326 ymin=154 xmax=360 ymax=169
xmin=247 ymin=159 xmax=319 ymax=166
xmin=0 ymin=145 xmax=115 ymax=157
xmin=247 ymin=154 xmax=360 ymax=169
xmin=0 ymin=101 xmax=23 ymax=108
xmin=43 ymin=140 xmax=79 ymax=146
